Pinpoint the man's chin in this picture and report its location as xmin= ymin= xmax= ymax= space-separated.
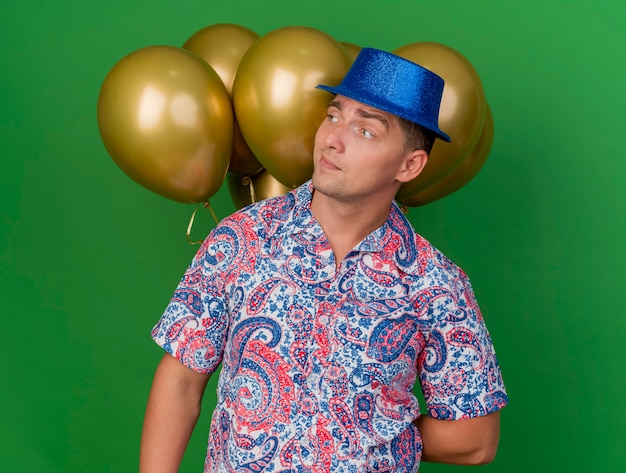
xmin=311 ymin=180 xmax=349 ymax=204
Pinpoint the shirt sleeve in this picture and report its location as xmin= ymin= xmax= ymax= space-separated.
xmin=150 ymin=224 xmax=233 ymax=375
xmin=417 ymin=265 xmax=508 ymax=420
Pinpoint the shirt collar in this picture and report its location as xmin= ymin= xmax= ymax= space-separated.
xmin=289 ymin=180 xmax=325 ymax=238
xmin=357 ymin=202 xmax=411 ymax=256
xmin=291 ymin=181 xmax=415 ymax=261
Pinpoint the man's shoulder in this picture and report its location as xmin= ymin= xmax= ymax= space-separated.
xmin=386 ymin=205 xmax=468 ymax=282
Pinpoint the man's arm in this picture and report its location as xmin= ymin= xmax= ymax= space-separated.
xmin=414 ymin=411 xmax=501 ymax=465
xmin=140 ymin=353 xmax=211 ymax=473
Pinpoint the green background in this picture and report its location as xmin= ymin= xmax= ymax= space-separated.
xmin=2 ymin=0 xmax=624 ymax=471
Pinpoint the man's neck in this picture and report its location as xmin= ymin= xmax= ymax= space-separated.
xmin=310 ymin=190 xmax=392 ymax=265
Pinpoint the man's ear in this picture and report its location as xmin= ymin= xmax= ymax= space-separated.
xmin=397 ymin=150 xmax=428 ymax=183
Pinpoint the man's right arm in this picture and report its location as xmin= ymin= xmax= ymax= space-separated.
xmin=140 ymin=353 xmax=211 ymax=473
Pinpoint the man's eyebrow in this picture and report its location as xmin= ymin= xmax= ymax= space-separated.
xmin=328 ymin=99 xmax=342 ymax=110
xmin=356 ymin=108 xmax=390 ymax=129
xmin=327 ymin=99 xmax=390 ymax=129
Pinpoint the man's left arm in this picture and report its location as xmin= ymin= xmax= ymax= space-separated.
xmin=414 ymin=410 xmax=501 ymax=465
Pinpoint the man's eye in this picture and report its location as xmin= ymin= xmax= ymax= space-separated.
xmin=360 ymin=128 xmax=373 ymax=138
xmin=327 ymin=114 xmax=338 ymax=122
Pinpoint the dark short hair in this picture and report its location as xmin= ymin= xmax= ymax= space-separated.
xmin=397 ymin=116 xmax=436 ymax=154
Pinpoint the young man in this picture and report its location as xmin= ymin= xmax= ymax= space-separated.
xmin=140 ymin=48 xmax=508 ymax=472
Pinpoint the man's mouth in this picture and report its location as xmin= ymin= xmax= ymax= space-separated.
xmin=319 ymin=155 xmax=340 ymax=170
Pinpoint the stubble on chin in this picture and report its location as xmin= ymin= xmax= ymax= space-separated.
xmin=312 ymin=168 xmax=335 ymax=196
xmin=311 ymin=175 xmax=352 ymax=205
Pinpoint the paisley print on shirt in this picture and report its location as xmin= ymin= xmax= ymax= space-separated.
xmin=152 ymin=181 xmax=508 ymax=472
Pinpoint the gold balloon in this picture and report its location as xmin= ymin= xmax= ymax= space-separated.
xmin=233 ymin=26 xmax=352 ymax=188
xmin=227 ymin=169 xmax=292 ymax=209
xmin=393 ymin=42 xmax=487 ymax=200
xmin=341 ymin=42 xmax=362 ymax=61
xmin=183 ymin=23 xmax=263 ymax=177
xmin=229 ymin=120 xmax=264 ymax=177
xmin=398 ymin=104 xmax=494 ymax=207
xmin=183 ymin=23 xmax=259 ymax=94
xmin=97 ymin=45 xmax=233 ymax=203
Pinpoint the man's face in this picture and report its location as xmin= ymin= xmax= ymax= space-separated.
xmin=312 ymin=95 xmax=419 ymax=204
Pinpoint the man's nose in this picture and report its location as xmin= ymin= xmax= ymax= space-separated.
xmin=323 ymin=123 xmax=345 ymax=150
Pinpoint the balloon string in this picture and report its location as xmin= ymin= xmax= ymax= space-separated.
xmin=241 ymin=176 xmax=257 ymax=203
xmin=186 ymin=201 xmax=220 ymax=245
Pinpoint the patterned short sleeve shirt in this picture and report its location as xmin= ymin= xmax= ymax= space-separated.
xmin=151 ymin=181 xmax=508 ymax=472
